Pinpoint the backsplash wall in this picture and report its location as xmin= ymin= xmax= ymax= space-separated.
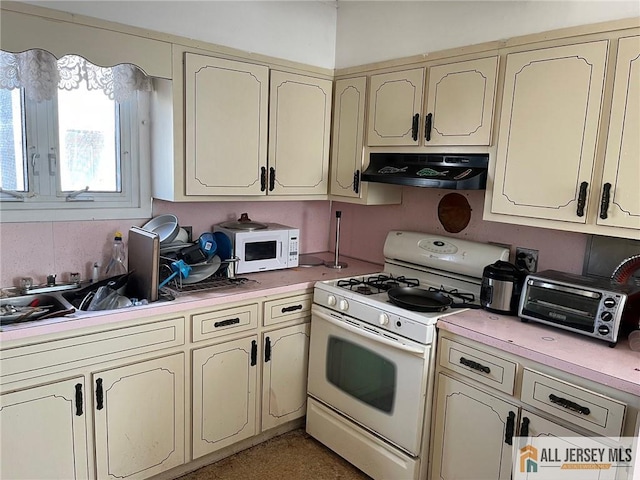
xmin=0 ymin=200 xmax=331 ymax=288
xmin=331 ymin=188 xmax=588 ymax=273
xmin=0 ymin=191 xmax=592 ymax=288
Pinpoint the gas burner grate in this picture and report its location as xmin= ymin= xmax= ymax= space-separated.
xmin=427 ymin=286 xmax=476 ymax=304
xmin=337 ymin=274 xmax=420 ymax=295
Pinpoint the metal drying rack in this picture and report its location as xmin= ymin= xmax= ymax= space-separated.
xmin=158 ymin=255 xmax=255 ymax=297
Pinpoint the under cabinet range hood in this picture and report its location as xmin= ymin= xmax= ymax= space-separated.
xmin=361 ymin=153 xmax=489 ymax=189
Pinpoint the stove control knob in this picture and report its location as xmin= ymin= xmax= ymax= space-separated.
xmin=338 ymin=299 xmax=349 ymax=311
xmin=378 ymin=313 xmax=389 ymax=326
xmin=326 ymin=295 xmax=337 ymax=307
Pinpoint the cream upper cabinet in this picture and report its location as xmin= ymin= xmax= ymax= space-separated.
xmin=268 ymin=71 xmax=332 ymax=195
xmin=367 ymin=68 xmax=425 ymax=146
xmin=424 ymin=56 xmax=499 ymax=146
xmin=366 ymin=57 xmax=498 ymax=147
xmin=184 ymin=54 xmax=269 ymax=196
xmin=597 ymin=35 xmax=640 ymax=230
xmin=330 ymin=77 xmax=402 ymax=205
xmin=331 ymin=77 xmax=367 ymax=198
xmin=491 ymin=41 xmax=609 ymax=224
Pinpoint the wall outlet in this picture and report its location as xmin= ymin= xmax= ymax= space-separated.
xmin=515 ymin=247 xmax=539 ymax=273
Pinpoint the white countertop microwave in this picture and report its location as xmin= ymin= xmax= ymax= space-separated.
xmin=213 ymin=223 xmax=299 ymax=274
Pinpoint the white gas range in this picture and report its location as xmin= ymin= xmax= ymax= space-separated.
xmin=306 ymin=231 xmax=509 ymax=480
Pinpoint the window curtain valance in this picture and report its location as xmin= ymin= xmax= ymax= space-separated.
xmin=0 ymin=49 xmax=152 ymax=103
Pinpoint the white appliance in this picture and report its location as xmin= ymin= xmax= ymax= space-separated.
xmin=306 ymin=230 xmax=509 ymax=480
xmin=213 ymin=223 xmax=299 ymax=274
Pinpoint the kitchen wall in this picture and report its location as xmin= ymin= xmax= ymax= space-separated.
xmin=332 ymin=188 xmax=588 ymax=273
xmin=2 ymin=2 xmax=634 ymax=288
xmin=0 ymin=201 xmax=331 ymax=288
xmin=23 ymin=0 xmax=338 ymax=69
xmin=335 ymin=1 xmax=640 ymax=68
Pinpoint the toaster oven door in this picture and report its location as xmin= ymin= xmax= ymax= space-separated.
xmin=519 ymin=280 xmax=603 ymax=333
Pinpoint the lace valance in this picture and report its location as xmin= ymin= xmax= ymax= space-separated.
xmin=0 ymin=49 xmax=152 ymax=103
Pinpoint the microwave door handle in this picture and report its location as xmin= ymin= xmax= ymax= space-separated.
xmin=312 ymin=306 xmax=426 ymax=356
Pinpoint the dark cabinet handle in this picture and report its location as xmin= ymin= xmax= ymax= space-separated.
xmin=251 ymin=340 xmax=257 ymax=366
xmin=269 ymin=167 xmax=276 ymax=192
xmin=75 ymin=383 xmax=83 ymax=416
xmin=260 ymin=166 xmax=266 ymax=192
xmin=282 ymin=304 xmax=303 ymax=313
xmin=576 ymin=181 xmax=588 ymax=217
xmin=599 ymin=182 xmax=611 ymax=219
xmin=549 ymin=393 xmax=591 ymax=415
xmin=459 ymin=356 xmax=491 ymax=374
xmin=520 ymin=416 xmax=530 ymax=437
xmin=411 ymin=113 xmax=419 ymax=141
xmin=265 ymin=337 xmax=271 ymax=363
xmin=96 ymin=378 xmax=104 ymax=410
xmin=214 ymin=317 xmax=240 ymax=328
xmin=425 ymin=113 xmax=433 ymax=142
xmin=505 ymin=411 xmax=516 ymax=445
xmin=353 ymin=170 xmax=360 ymax=194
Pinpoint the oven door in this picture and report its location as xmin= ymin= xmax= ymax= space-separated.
xmin=308 ymin=305 xmax=430 ymax=455
xmin=235 ymin=231 xmax=288 ymax=274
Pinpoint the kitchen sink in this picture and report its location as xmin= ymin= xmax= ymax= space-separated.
xmin=0 ymin=292 xmax=77 ymax=326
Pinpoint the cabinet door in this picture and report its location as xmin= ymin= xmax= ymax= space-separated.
xmin=93 ymin=353 xmax=185 ymax=480
xmin=262 ymin=322 xmax=310 ymax=431
xmin=367 ymin=68 xmax=425 ymax=146
xmin=425 ymin=56 xmax=498 ymax=146
xmin=430 ymin=374 xmax=515 ymax=480
xmin=597 ymin=35 xmax=640 ymax=230
xmin=185 ymin=53 xmax=269 ymax=196
xmin=517 ymin=410 xmax=618 ymax=480
xmin=0 ymin=377 xmax=89 ymax=480
xmin=192 ymin=335 xmax=258 ymax=459
xmin=330 ymin=77 xmax=367 ymax=199
xmin=491 ymin=41 xmax=608 ymax=223
xmin=268 ymin=71 xmax=332 ymax=195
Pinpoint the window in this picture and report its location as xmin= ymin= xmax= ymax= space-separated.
xmin=0 ymin=51 xmax=152 ymax=222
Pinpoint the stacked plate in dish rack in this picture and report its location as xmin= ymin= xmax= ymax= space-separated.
xmin=158 ymin=230 xmax=234 ymax=286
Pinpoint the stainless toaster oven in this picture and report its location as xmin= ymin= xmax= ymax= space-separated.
xmin=518 ymin=270 xmax=640 ymax=347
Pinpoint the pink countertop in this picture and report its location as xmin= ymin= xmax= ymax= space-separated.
xmin=437 ymin=309 xmax=640 ymax=397
xmin=0 ymin=253 xmax=382 ymax=346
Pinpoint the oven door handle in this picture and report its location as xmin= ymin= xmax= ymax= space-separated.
xmin=313 ymin=308 xmax=427 ymax=356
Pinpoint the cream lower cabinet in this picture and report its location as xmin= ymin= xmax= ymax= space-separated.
xmin=431 ymin=334 xmax=635 ymax=480
xmin=431 ymin=373 xmax=516 ymax=480
xmin=261 ymin=322 xmax=310 ymax=430
xmin=0 ymin=354 xmax=185 ymax=480
xmin=191 ymin=292 xmax=312 ymax=459
xmin=192 ymin=335 xmax=258 ymax=459
xmin=261 ymin=292 xmax=312 ymax=431
xmin=93 ymin=354 xmax=185 ymax=480
xmin=0 ymin=316 xmax=186 ymax=480
xmin=0 ymin=377 xmax=90 ymax=480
